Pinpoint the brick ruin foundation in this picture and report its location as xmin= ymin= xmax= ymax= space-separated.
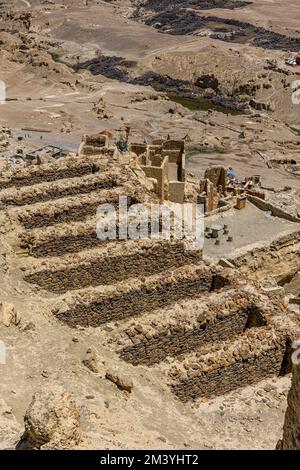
xmin=170 ymin=331 xmax=290 ymax=401
xmin=0 ymin=173 xmax=120 ymax=207
xmin=118 ymin=294 xmax=268 ymax=366
xmin=56 ymin=266 xmax=230 ymax=327
xmin=1 ymin=143 xmax=299 ymax=403
xmin=0 ymin=160 xmax=100 ymax=189
xmin=24 ymin=243 xmax=203 ymax=294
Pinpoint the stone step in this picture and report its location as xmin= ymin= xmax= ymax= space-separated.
xmin=116 ymin=289 xmax=277 ymax=366
xmin=166 ymin=327 xmax=293 ymax=402
xmin=0 ymin=158 xmax=103 ymax=190
xmin=0 ymin=172 xmax=121 ymax=207
xmin=19 ymin=216 xmax=163 ymax=258
xmin=54 ymin=264 xmax=232 ymax=328
xmin=24 ymin=241 xmax=203 ymax=294
xmin=15 ymin=186 xmax=140 ymax=229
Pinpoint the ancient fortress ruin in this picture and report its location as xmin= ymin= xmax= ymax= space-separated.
xmin=130 ymin=139 xmax=186 ymax=203
xmin=0 ymin=135 xmax=299 ymax=404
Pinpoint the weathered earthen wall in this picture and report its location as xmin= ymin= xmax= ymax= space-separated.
xmin=56 ymin=270 xmax=231 ymax=327
xmin=247 ymin=195 xmax=300 ymax=223
xmin=0 ymin=177 xmax=119 ymax=207
xmin=168 ymin=181 xmax=185 ymax=204
xmin=231 ymin=230 xmax=300 ymax=281
xmin=25 ymin=244 xmax=203 ymax=293
xmin=142 ymin=155 xmax=169 ymax=202
xmin=130 ymin=143 xmax=148 ymax=156
xmin=120 ymin=305 xmax=266 ymax=366
xmin=18 ymin=194 xmax=139 ymax=229
xmin=0 ymin=162 xmax=98 ymax=190
xmin=171 ymin=343 xmax=287 ymax=401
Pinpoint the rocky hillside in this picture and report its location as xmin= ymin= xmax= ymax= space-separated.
xmin=278 ymin=363 xmax=300 ymax=450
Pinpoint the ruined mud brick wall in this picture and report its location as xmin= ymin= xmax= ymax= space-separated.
xmin=0 ymin=174 xmax=120 ymax=207
xmin=279 ymin=364 xmax=300 ymax=450
xmin=197 ymin=166 xmax=227 ymax=214
xmin=204 ymin=166 xmax=226 ymax=194
xmin=148 ymin=145 xmax=162 ymax=159
xmin=137 ymin=153 xmax=149 ymax=166
xmin=78 ymin=134 xmax=112 ymax=157
xmin=119 ymin=298 xmax=268 ymax=366
xmin=17 ymin=190 xmax=140 ymax=229
xmin=0 ymin=160 xmax=101 ymax=190
xmin=247 ymin=194 xmax=300 ymax=223
xmin=130 ymin=143 xmax=148 ymax=157
xmin=162 ymin=140 xmax=185 ymax=181
xmin=134 ymin=139 xmax=185 ymax=202
xmin=20 ymin=222 xmax=102 ymax=257
xmin=158 ymin=140 xmax=186 ymax=183
xmin=79 ymin=145 xmax=114 ymax=157
xmin=162 ymin=148 xmax=182 ymax=161
xmin=24 ymin=243 xmax=203 ymax=293
xmin=141 ymin=155 xmax=169 ymax=202
xmin=150 ymin=154 xmax=164 ymax=167
xmin=20 ymin=216 xmax=165 ymax=257
xmin=169 ymin=331 xmax=290 ymax=401
xmin=162 ymin=140 xmax=184 ymax=152
xmin=56 ymin=267 xmax=232 ymax=328
xmin=162 ymin=150 xmax=185 ymax=182
xmin=83 ymin=134 xmax=107 ymax=147
xmin=198 ymin=178 xmax=220 ymax=213
xmin=169 ymin=181 xmax=185 ymax=204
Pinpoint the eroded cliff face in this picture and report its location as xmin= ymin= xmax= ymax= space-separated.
xmin=279 ymin=364 xmax=300 ymax=450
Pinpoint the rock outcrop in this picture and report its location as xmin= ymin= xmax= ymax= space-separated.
xmin=0 ymin=302 xmax=21 ymax=327
xmin=278 ymin=363 xmax=300 ymax=450
xmin=105 ymin=369 xmax=133 ymax=393
xmin=0 ymin=399 xmax=22 ymax=450
xmin=82 ymin=348 xmax=101 ymax=374
xmin=18 ymin=385 xmax=81 ymax=450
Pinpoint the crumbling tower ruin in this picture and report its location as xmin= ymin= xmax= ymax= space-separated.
xmin=130 ymin=139 xmax=186 ymax=203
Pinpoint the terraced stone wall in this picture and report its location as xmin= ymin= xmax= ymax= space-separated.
xmin=0 ymin=162 xmax=100 ymax=189
xmin=25 ymin=243 xmax=203 ymax=293
xmin=119 ymin=304 xmax=267 ymax=366
xmin=171 ymin=340 xmax=290 ymax=401
xmin=56 ymin=270 xmax=231 ymax=327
